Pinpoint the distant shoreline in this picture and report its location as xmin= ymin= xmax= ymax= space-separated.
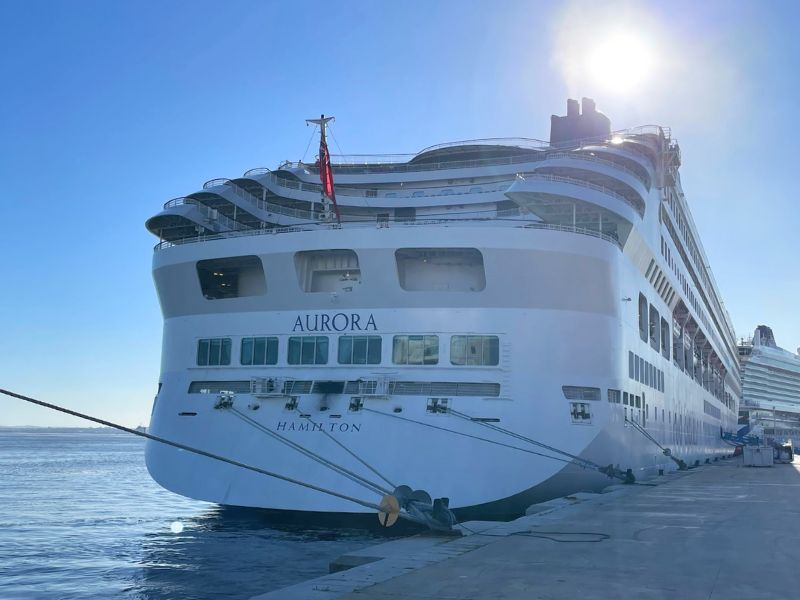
xmin=0 ymin=426 xmax=146 ymax=434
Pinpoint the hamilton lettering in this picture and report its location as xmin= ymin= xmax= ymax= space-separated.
xmin=275 ymin=421 xmax=361 ymax=433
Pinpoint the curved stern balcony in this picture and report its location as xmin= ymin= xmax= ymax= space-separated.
xmin=505 ymin=174 xmax=642 ymax=247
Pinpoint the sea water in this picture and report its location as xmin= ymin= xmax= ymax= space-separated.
xmin=0 ymin=430 xmax=395 ymax=599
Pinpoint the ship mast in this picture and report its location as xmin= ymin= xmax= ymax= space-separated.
xmin=305 ymin=114 xmax=340 ymax=224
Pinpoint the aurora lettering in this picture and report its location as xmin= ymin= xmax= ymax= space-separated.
xmin=292 ymin=313 xmax=377 ymax=332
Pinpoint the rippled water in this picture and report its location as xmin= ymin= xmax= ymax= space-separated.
xmin=0 ymin=430 xmax=400 ymax=599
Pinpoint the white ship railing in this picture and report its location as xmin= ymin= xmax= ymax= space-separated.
xmin=190 ymin=179 xmax=316 ymax=220
xmin=161 ymin=197 xmax=247 ymax=231
xmin=243 ymin=149 xmax=649 ymax=189
xmin=153 ymin=218 xmax=621 ymax=252
xmin=203 ymin=171 xmax=512 ymax=203
xmin=515 ymin=173 xmax=645 ymax=216
xmin=522 ymin=222 xmax=620 ymax=246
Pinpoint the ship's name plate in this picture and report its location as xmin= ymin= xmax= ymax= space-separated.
xmin=276 ymin=421 xmax=362 ymax=433
xmin=292 ymin=313 xmax=377 ymax=332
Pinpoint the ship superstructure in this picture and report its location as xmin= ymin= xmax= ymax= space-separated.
xmin=144 ymin=99 xmax=740 ymax=519
xmin=738 ymin=326 xmax=800 ymax=446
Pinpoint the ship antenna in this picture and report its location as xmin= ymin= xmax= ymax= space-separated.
xmin=305 ymin=114 xmax=340 ymax=224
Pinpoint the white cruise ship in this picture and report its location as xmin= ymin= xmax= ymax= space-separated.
xmin=144 ymin=99 xmax=740 ymax=521
xmin=738 ymin=326 xmax=800 ymax=446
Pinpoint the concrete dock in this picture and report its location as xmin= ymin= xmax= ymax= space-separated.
xmin=254 ymin=457 xmax=800 ymax=599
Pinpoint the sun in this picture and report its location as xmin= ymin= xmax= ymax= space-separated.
xmin=587 ymin=32 xmax=655 ymax=94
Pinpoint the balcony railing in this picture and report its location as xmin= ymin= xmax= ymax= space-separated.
xmin=160 ymin=197 xmax=247 ymax=231
xmin=153 ymin=214 xmax=621 ymax=252
xmin=515 ymin=173 xmax=645 ymax=217
xmin=242 ymin=148 xmax=650 ymax=190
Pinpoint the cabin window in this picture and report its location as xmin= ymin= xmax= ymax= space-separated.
xmin=197 ymin=338 xmax=231 ymax=366
xmin=294 ymin=250 xmax=361 ymax=293
xmin=623 ymin=391 xmax=629 ymax=405
xmin=570 ymin=402 xmax=592 ymax=423
xmin=608 ymin=389 xmax=621 ymax=404
xmin=396 ymin=248 xmax=485 ymax=292
xmin=628 ymin=351 xmax=634 ymax=379
xmin=450 ymin=335 xmax=499 ymax=366
xmin=649 ymin=304 xmax=660 ymax=350
xmin=638 ymin=294 xmax=648 ymax=342
xmin=396 ymin=207 xmax=417 ymax=220
xmin=288 ymin=336 xmax=329 ymax=365
xmin=660 ymin=317 xmax=670 ymax=360
xmin=338 ymin=335 xmax=382 ymax=365
xmin=392 ymin=335 xmax=438 ymax=365
xmin=562 ymin=386 xmax=600 ymax=401
xmin=197 ymin=256 xmax=266 ymax=300
xmin=240 ymin=337 xmax=279 ymax=366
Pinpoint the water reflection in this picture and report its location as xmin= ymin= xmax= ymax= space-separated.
xmin=132 ymin=506 xmax=415 ymax=599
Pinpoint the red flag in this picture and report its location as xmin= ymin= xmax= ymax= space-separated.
xmin=319 ymin=134 xmax=341 ymax=223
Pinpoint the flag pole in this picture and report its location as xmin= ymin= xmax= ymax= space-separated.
xmin=305 ymin=114 xmax=340 ymax=224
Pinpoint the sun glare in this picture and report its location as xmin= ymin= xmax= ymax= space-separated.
xmin=587 ymin=32 xmax=655 ymax=94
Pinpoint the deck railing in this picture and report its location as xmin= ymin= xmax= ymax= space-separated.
xmin=242 ymin=148 xmax=650 ymax=191
xmin=160 ymin=197 xmax=246 ymax=231
xmin=153 ymin=216 xmax=620 ymax=252
xmin=515 ymin=173 xmax=645 ymax=217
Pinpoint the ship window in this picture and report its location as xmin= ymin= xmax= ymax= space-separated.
xmin=396 ymin=207 xmax=417 ymax=221
xmin=197 ymin=256 xmax=266 ymax=300
xmin=634 ymin=355 xmax=640 ymax=382
xmin=288 ymin=336 xmax=329 ymax=365
xmin=635 ymin=395 xmax=641 ymax=408
xmin=294 ymin=250 xmax=361 ymax=293
xmin=240 ymin=337 xmax=278 ymax=366
xmin=395 ymin=248 xmax=485 ymax=292
xmin=197 ymin=338 xmax=231 ymax=366
xmin=338 ymin=335 xmax=382 ymax=365
xmin=649 ymin=305 xmax=660 ymax=350
xmin=608 ymin=389 xmax=621 ymax=404
xmin=450 ymin=335 xmax=499 ymax=366
xmin=660 ymin=317 xmax=670 ymax=359
xmin=570 ymin=402 xmax=592 ymax=423
xmin=188 ymin=380 xmax=251 ymax=394
xmin=638 ymin=294 xmax=648 ymax=342
xmin=562 ymin=386 xmax=600 ymax=401
xmin=392 ymin=335 xmax=438 ymax=365
xmin=623 ymin=391 xmax=629 ymax=405
xmin=628 ymin=351 xmax=634 ymax=379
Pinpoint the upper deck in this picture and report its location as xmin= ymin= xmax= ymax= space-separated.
xmin=145 ymin=100 xmax=738 ymax=377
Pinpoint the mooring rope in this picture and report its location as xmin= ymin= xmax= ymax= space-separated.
xmin=227 ymin=406 xmax=391 ymax=496
xmin=0 ymin=388 xmax=384 ymax=512
xmin=447 ymin=408 xmax=602 ymax=471
xmin=361 ymin=407 xmax=577 ymax=465
xmin=292 ymin=406 xmax=397 ymax=489
xmin=625 ymin=416 xmax=688 ymax=470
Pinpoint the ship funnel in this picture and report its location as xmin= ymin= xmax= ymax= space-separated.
xmin=550 ymin=97 xmax=611 ymax=146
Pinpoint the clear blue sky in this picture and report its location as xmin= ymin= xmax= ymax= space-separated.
xmin=1 ymin=0 xmax=798 ymax=426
